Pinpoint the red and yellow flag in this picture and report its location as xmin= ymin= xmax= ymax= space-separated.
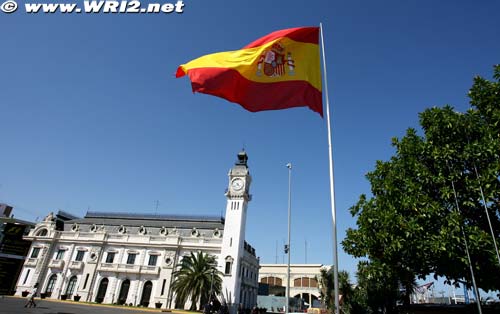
xmin=176 ymin=27 xmax=323 ymax=116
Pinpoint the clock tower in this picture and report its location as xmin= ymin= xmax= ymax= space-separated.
xmin=220 ymin=150 xmax=252 ymax=310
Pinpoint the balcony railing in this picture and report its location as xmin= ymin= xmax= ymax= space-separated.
xmin=181 ymin=237 xmax=222 ymax=245
xmin=68 ymin=261 xmax=83 ymax=270
xmin=58 ymin=232 xmax=106 ymax=241
xmin=25 ymin=258 xmax=38 ymax=267
xmin=118 ymin=264 xmax=141 ymax=273
xmin=97 ymin=263 xmax=159 ymax=274
xmin=48 ymin=259 xmax=64 ymax=269
xmin=140 ymin=265 xmax=159 ymax=275
xmin=98 ymin=263 xmax=119 ymax=271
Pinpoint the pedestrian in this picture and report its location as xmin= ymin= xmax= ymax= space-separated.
xmin=204 ymin=301 xmax=211 ymax=314
xmin=24 ymin=283 xmax=38 ymax=308
xmin=219 ymin=301 xmax=229 ymax=314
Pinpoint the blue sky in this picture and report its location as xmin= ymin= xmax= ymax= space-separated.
xmin=1 ymin=0 xmax=500 ymax=293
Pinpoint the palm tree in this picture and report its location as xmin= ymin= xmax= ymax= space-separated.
xmin=317 ymin=267 xmax=334 ymax=312
xmin=318 ymin=268 xmax=356 ymax=314
xmin=338 ymin=270 xmax=354 ymax=314
xmin=171 ymin=251 xmax=222 ymax=310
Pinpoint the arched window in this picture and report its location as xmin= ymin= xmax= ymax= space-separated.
xmin=293 ymin=277 xmax=317 ymax=288
xmin=95 ymin=278 xmax=108 ymax=303
xmin=118 ymin=279 xmax=130 ymax=305
xmin=224 ymin=256 xmax=234 ymax=275
xmin=295 ymin=293 xmax=319 ymax=308
xmin=45 ymin=274 xmax=57 ymax=297
xmin=261 ymin=276 xmax=282 ymax=287
xmin=140 ymin=281 xmax=153 ymax=307
xmin=36 ymin=229 xmax=48 ymax=236
xmin=310 ymin=278 xmax=318 ymax=287
xmin=65 ymin=276 xmax=77 ymax=297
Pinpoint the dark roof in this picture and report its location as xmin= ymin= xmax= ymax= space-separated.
xmin=67 ymin=211 xmax=225 ymax=229
xmin=0 ymin=217 xmax=35 ymax=226
xmin=86 ymin=211 xmax=223 ymax=221
xmin=57 ymin=210 xmax=80 ymax=221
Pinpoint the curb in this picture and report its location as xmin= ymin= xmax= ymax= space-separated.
xmin=6 ymin=296 xmax=199 ymax=314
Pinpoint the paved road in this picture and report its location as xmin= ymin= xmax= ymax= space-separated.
xmin=0 ymin=296 xmax=167 ymax=314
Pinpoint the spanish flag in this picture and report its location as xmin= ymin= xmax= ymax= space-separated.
xmin=176 ymin=27 xmax=323 ymax=117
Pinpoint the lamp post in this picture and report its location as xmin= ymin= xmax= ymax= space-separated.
xmin=285 ymin=163 xmax=292 ymax=314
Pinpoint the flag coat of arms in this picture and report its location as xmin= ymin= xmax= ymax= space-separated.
xmin=176 ymin=27 xmax=323 ymax=116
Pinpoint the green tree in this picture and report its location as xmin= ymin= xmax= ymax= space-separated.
xmin=171 ymin=251 xmax=222 ymax=310
xmin=318 ymin=267 xmax=334 ymax=312
xmin=355 ymin=261 xmax=400 ymax=314
xmin=318 ymin=268 xmax=360 ymax=314
xmin=342 ymin=65 xmax=500 ymax=305
xmin=338 ymin=270 xmax=354 ymax=313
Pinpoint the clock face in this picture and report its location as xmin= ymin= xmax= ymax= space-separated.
xmin=231 ymin=178 xmax=244 ymax=191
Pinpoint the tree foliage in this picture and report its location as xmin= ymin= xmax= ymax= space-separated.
xmin=171 ymin=251 xmax=222 ymax=310
xmin=318 ymin=267 xmax=334 ymax=312
xmin=342 ymin=65 xmax=500 ymax=299
xmin=318 ymin=267 xmax=370 ymax=314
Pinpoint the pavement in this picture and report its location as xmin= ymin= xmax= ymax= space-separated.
xmin=0 ymin=296 xmax=196 ymax=314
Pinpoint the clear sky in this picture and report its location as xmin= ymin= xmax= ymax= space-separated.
xmin=1 ymin=0 xmax=500 ymax=292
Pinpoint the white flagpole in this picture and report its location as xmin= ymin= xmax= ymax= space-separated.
xmin=319 ymin=22 xmax=340 ymax=314
xmin=285 ymin=163 xmax=292 ymax=314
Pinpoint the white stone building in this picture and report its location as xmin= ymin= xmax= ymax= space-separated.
xmin=258 ymin=264 xmax=324 ymax=308
xmin=15 ymin=151 xmax=259 ymax=311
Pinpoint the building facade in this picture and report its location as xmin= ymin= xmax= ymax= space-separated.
xmin=14 ymin=151 xmax=259 ymax=311
xmin=0 ymin=203 xmax=35 ymax=295
xmin=258 ymin=264 xmax=324 ymax=309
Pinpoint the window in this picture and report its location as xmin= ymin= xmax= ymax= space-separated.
xmin=106 ymin=252 xmax=115 ymax=263
xmin=55 ymin=249 xmax=65 ymax=260
xmin=126 ymin=253 xmax=136 ymax=265
xmin=293 ymin=277 xmax=317 ymax=288
xmin=310 ymin=278 xmax=318 ymax=287
xmin=118 ymin=279 xmax=130 ymax=305
xmin=224 ymin=256 xmax=233 ymax=275
xmin=23 ymin=269 xmax=31 ymax=285
xmin=36 ymin=229 xmax=48 ymax=236
xmin=75 ymin=250 xmax=85 ymax=261
xmin=148 ymin=255 xmax=158 ymax=266
xmin=261 ymin=276 xmax=283 ymax=287
xmin=161 ymin=279 xmax=166 ymax=295
xmin=66 ymin=276 xmax=77 ymax=297
xmin=83 ymin=274 xmax=89 ymax=289
xmin=46 ymin=274 xmax=57 ymax=295
xmin=30 ymin=247 xmax=40 ymax=258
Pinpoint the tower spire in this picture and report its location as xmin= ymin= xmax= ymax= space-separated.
xmin=236 ymin=150 xmax=248 ymax=166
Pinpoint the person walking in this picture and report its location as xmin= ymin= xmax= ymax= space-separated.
xmin=24 ymin=283 xmax=38 ymax=308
